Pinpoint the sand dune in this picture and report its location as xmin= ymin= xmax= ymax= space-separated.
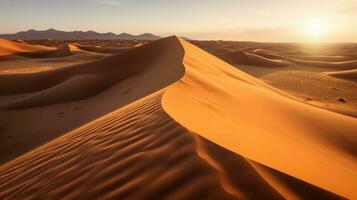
xmin=238 ymin=65 xmax=357 ymax=117
xmin=212 ymin=46 xmax=357 ymax=117
xmin=0 ymin=67 xmax=53 ymax=74
xmin=252 ymin=48 xmax=356 ymax=62
xmin=288 ymin=55 xmax=354 ymax=62
xmin=250 ymin=50 xmax=357 ymax=70
xmin=291 ymin=59 xmax=357 ymax=70
xmin=0 ymin=37 xmax=184 ymax=163
xmin=0 ymin=38 xmax=82 ymax=59
xmin=222 ymin=50 xmax=288 ymax=67
xmin=326 ymin=69 xmax=357 ymax=81
xmin=162 ymin=38 xmax=357 ymax=199
xmin=0 ymin=92 xmax=341 ymax=200
xmin=0 ymin=36 xmax=356 ymax=199
xmin=0 ymin=37 xmax=182 ymax=96
xmin=0 ymin=38 xmax=55 ymax=57
xmin=73 ymin=43 xmax=131 ymax=54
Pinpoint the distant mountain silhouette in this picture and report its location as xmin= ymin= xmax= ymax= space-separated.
xmin=0 ymin=29 xmax=161 ymax=40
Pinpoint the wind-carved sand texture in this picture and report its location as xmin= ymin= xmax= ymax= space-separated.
xmin=0 ymin=37 xmax=356 ymax=199
xmin=0 ymin=37 xmax=184 ymax=163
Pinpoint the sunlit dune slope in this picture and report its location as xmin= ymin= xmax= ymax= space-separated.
xmin=0 ymin=38 xmax=55 ymax=57
xmin=162 ymin=38 xmax=357 ymax=199
xmin=73 ymin=43 xmax=131 ymax=54
xmin=0 ymin=91 xmax=342 ymax=200
xmin=0 ymin=38 xmax=80 ymax=59
xmin=0 ymin=36 xmax=355 ymax=199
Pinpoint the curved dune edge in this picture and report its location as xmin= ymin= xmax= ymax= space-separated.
xmin=0 ymin=38 xmax=91 ymax=59
xmin=0 ymin=91 xmax=288 ymax=200
xmin=0 ymin=67 xmax=54 ymax=74
xmin=222 ymin=50 xmax=288 ymax=67
xmin=325 ymin=69 xmax=357 ymax=81
xmin=0 ymin=91 xmax=342 ymax=200
xmin=250 ymin=49 xmax=357 ymax=69
xmin=0 ymin=37 xmax=185 ymax=164
xmin=0 ymin=38 xmax=55 ymax=56
xmin=71 ymin=43 xmax=131 ymax=54
xmin=162 ymin=38 xmax=357 ymax=199
xmin=0 ymin=36 xmax=354 ymax=199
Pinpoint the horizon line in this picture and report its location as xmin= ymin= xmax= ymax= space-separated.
xmin=1 ymin=28 xmax=356 ymax=44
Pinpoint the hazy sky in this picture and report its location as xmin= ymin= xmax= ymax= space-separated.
xmin=0 ymin=0 xmax=356 ymax=42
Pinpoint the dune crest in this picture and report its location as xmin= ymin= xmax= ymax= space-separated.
xmin=222 ymin=50 xmax=288 ymax=67
xmin=162 ymin=38 xmax=357 ymax=199
xmin=2 ymin=90 xmax=340 ymax=199
xmin=0 ymin=38 xmax=91 ymax=60
xmin=0 ymin=37 xmax=355 ymax=199
xmin=325 ymin=69 xmax=357 ymax=81
xmin=250 ymin=49 xmax=357 ymax=70
xmin=0 ymin=37 xmax=184 ymax=163
xmin=0 ymin=38 xmax=55 ymax=57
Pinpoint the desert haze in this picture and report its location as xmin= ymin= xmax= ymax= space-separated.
xmin=0 ymin=1 xmax=357 ymax=199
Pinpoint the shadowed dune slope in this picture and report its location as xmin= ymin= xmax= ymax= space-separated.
xmin=325 ymin=69 xmax=357 ymax=81
xmin=287 ymin=55 xmax=354 ymax=62
xmin=222 ymin=50 xmax=288 ymax=67
xmin=289 ymin=58 xmax=357 ymax=69
xmin=0 ymin=37 xmax=355 ymax=199
xmin=0 ymin=37 xmax=184 ymax=109
xmin=250 ymin=50 xmax=357 ymax=69
xmin=0 ymin=37 xmax=184 ymax=164
xmin=0 ymin=91 xmax=342 ymax=200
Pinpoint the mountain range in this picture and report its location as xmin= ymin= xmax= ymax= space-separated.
xmin=0 ymin=29 xmax=161 ymax=40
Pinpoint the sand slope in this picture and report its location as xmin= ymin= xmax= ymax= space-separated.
xmin=73 ymin=43 xmax=131 ymax=54
xmin=0 ymin=38 xmax=89 ymax=60
xmin=0 ymin=91 xmax=341 ymax=200
xmin=162 ymin=38 xmax=357 ymax=199
xmin=222 ymin=50 xmax=288 ymax=67
xmin=0 ymin=37 xmax=355 ymax=199
xmin=200 ymin=42 xmax=357 ymax=118
xmin=326 ymin=69 xmax=357 ymax=81
xmin=0 ymin=37 xmax=184 ymax=163
xmin=250 ymin=50 xmax=357 ymax=70
xmin=0 ymin=38 xmax=55 ymax=57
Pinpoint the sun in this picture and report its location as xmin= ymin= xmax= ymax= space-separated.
xmin=305 ymin=18 xmax=329 ymax=38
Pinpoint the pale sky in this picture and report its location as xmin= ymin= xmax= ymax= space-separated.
xmin=0 ymin=0 xmax=356 ymax=42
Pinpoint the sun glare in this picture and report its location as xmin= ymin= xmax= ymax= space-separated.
xmin=305 ymin=18 xmax=329 ymax=39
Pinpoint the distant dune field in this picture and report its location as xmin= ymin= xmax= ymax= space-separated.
xmin=193 ymin=40 xmax=357 ymax=117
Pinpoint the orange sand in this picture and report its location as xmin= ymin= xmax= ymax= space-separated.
xmin=0 ymin=37 xmax=355 ymax=199
xmin=0 ymin=38 xmax=55 ymax=57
